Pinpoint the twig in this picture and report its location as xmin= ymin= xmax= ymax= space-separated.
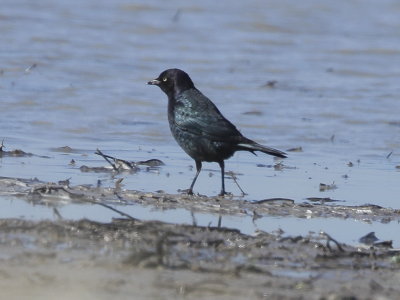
xmin=25 ymin=63 xmax=37 ymax=73
xmin=33 ymin=185 xmax=138 ymax=221
xmin=320 ymin=231 xmax=345 ymax=252
xmin=95 ymin=149 xmax=118 ymax=171
xmin=86 ymin=197 xmax=138 ymax=221
xmin=252 ymin=210 xmax=262 ymax=222
xmin=95 ymin=148 xmax=136 ymax=171
xmin=227 ymin=171 xmax=247 ymax=196
xmin=0 ymin=139 xmax=5 ymax=152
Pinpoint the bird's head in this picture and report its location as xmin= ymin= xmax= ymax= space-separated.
xmin=147 ymin=68 xmax=195 ymax=98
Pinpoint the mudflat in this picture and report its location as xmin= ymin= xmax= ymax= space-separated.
xmin=1 ymin=177 xmax=399 ymax=300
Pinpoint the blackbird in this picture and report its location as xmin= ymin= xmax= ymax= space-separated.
xmin=148 ymin=68 xmax=286 ymax=196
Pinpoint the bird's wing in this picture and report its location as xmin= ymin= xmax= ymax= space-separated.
xmin=173 ymin=89 xmax=242 ymax=141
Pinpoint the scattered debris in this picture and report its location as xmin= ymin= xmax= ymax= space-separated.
xmin=95 ymin=148 xmax=138 ymax=172
xmin=51 ymin=146 xmax=80 ymax=153
xmin=306 ymin=197 xmax=342 ymax=203
xmin=319 ymin=182 xmax=337 ymax=192
xmin=95 ymin=149 xmax=165 ymax=172
xmin=359 ymin=232 xmax=393 ymax=248
xmin=0 ymin=215 xmax=398 ymax=299
xmin=253 ymin=198 xmax=295 ymax=205
xmin=320 ymin=231 xmax=344 ymax=252
xmin=58 ymin=178 xmax=71 ymax=187
xmin=85 ymin=149 xmax=166 ymax=174
xmin=1 ymin=175 xmax=400 ymax=299
xmin=0 ymin=140 xmax=37 ymax=157
xmin=252 ymin=209 xmax=262 ymax=221
xmin=373 ymin=240 xmax=393 ymax=248
xmin=24 ymin=63 xmax=37 ymax=73
xmin=286 ymin=146 xmax=303 ymax=152
xmin=262 ymin=80 xmax=278 ymax=88
xmin=359 ymin=232 xmax=379 ymax=245
xmin=80 ymin=165 xmax=115 ymax=173
xmin=242 ymin=110 xmax=263 ymax=116
xmin=2 ymin=176 xmax=399 ymax=225
xmin=137 ymin=159 xmax=165 ymax=167
xmin=256 ymin=163 xmax=272 ymax=168
xmin=28 ymin=182 xmax=137 ymax=221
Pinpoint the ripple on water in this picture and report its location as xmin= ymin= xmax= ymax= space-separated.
xmin=1 ymin=0 xmax=399 ymax=245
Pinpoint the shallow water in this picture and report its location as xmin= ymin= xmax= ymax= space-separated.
xmin=2 ymin=193 xmax=400 ymax=248
xmin=1 ymin=0 xmax=400 ymax=245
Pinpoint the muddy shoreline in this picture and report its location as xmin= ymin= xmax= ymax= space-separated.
xmin=1 ymin=176 xmax=400 ymax=299
xmin=2 ymin=0 xmax=400 ymax=298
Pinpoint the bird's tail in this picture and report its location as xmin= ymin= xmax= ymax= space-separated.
xmin=237 ymin=139 xmax=287 ymax=158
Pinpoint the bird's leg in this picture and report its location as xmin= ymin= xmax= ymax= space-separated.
xmin=188 ymin=160 xmax=202 ymax=195
xmin=218 ymin=160 xmax=226 ymax=196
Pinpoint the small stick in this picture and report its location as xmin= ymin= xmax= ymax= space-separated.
xmin=320 ymin=231 xmax=345 ymax=252
xmin=95 ymin=149 xmax=118 ymax=171
xmin=227 ymin=171 xmax=247 ymax=196
xmin=34 ymin=185 xmax=137 ymax=221
xmin=86 ymin=197 xmax=137 ymax=221
xmin=95 ymin=149 xmax=136 ymax=170
xmin=25 ymin=63 xmax=37 ymax=73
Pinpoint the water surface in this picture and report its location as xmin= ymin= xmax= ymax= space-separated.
xmin=1 ymin=0 xmax=399 ymax=245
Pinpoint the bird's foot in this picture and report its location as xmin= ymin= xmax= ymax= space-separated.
xmin=218 ymin=190 xmax=234 ymax=197
xmin=179 ymin=188 xmax=194 ymax=195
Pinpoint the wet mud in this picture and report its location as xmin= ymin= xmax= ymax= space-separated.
xmin=0 ymin=141 xmax=34 ymax=158
xmin=1 ymin=176 xmax=400 ymax=299
xmin=2 ymin=0 xmax=400 ymax=298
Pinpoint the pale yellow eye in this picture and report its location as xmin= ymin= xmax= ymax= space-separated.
xmin=163 ymin=77 xmax=167 ymax=82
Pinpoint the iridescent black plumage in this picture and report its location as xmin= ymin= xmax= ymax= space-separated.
xmin=148 ymin=68 xmax=286 ymax=195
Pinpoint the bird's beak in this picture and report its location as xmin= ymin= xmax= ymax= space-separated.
xmin=147 ymin=79 xmax=161 ymax=85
